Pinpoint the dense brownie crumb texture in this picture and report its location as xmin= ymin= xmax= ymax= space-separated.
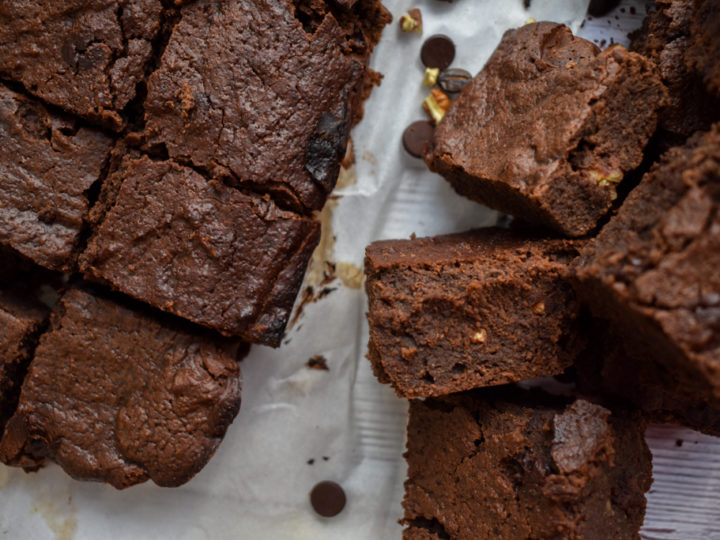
xmin=0 ymin=0 xmax=389 ymax=488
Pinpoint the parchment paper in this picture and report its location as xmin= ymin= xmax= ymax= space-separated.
xmin=1 ymin=1 xmax=719 ymax=539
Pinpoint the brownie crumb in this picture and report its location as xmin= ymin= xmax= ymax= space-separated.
xmin=307 ymin=355 xmax=330 ymax=371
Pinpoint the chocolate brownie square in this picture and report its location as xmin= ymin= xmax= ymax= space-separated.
xmin=143 ymin=0 xmax=371 ymax=213
xmin=427 ymin=22 xmax=667 ymax=237
xmin=0 ymin=288 xmax=242 ymax=489
xmin=81 ymin=155 xmax=320 ymax=346
xmin=0 ymin=0 xmax=165 ymax=131
xmin=686 ymin=0 xmax=720 ymax=97
xmin=0 ymin=291 xmax=47 ymax=437
xmin=573 ymin=124 xmax=720 ymax=400
xmin=403 ymin=388 xmax=652 ymax=539
xmin=365 ymin=229 xmax=584 ymax=398
xmin=630 ymin=0 xmax=720 ymax=148
xmin=0 ymin=85 xmax=113 ymax=271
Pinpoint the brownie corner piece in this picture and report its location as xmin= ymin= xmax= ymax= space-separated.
xmin=365 ymin=229 xmax=584 ymax=398
xmin=427 ymin=22 xmax=667 ymax=237
xmin=0 ymin=0 xmax=165 ymax=131
xmin=0 ymin=288 xmax=242 ymax=488
xmin=143 ymin=0 xmax=365 ymax=213
xmin=80 ymin=155 xmax=320 ymax=346
xmin=0 ymin=84 xmax=114 ymax=272
xmin=572 ymin=123 xmax=720 ymax=399
xmin=403 ymin=389 xmax=651 ymax=539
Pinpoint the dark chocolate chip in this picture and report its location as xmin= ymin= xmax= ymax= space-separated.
xmin=402 ymin=121 xmax=435 ymax=158
xmin=310 ymin=481 xmax=346 ymax=517
xmin=588 ymin=0 xmax=621 ymax=17
xmin=438 ymin=68 xmax=472 ymax=94
xmin=523 ymin=0 xmax=531 ymax=8
xmin=421 ymin=35 xmax=456 ymax=70
xmin=306 ymin=104 xmax=349 ymax=191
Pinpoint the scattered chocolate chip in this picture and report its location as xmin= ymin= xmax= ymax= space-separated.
xmin=421 ymin=34 xmax=455 ymax=70
xmin=438 ymin=67 xmax=472 ymax=94
xmin=588 ymin=0 xmax=621 ymax=17
xmin=310 ymin=481 xmax=346 ymax=518
xmin=402 ymin=120 xmax=435 ymax=158
xmin=523 ymin=0 xmax=531 ymax=8
xmin=307 ymin=355 xmax=329 ymax=371
xmin=675 ymin=439 xmax=683 ymax=447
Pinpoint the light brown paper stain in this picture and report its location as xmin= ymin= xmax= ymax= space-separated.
xmin=32 ymin=494 xmax=77 ymax=540
xmin=336 ymin=262 xmax=363 ymax=289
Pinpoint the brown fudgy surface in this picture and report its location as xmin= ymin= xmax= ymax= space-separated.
xmin=576 ymin=322 xmax=720 ymax=437
xmin=365 ymin=229 xmax=584 ymax=398
xmin=81 ymin=155 xmax=320 ymax=346
xmin=143 ymin=0 xmax=388 ymax=213
xmin=0 ymin=85 xmax=113 ymax=272
xmin=0 ymin=291 xmax=47 ymax=437
xmin=630 ymin=0 xmax=720 ymax=148
xmin=0 ymin=288 xmax=242 ymax=489
xmin=685 ymin=0 xmax=720 ymax=97
xmin=573 ymin=124 xmax=720 ymax=400
xmin=403 ymin=388 xmax=652 ymax=540
xmin=0 ymin=0 xmax=165 ymax=131
xmin=427 ymin=22 xmax=667 ymax=237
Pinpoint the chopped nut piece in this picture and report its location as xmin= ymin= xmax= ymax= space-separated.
xmin=472 ymin=329 xmax=487 ymax=344
xmin=590 ymin=169 xmax=623 ymax=186
xmin=400 ymin=8 xmax=423 ymax=34
xmin=525 ymin=17 xmax=536 ymax=24
xmin=533 ymin=302 xmax=546 ymax=315
xmin=423 ymin=67 xmax=440 ymax=87
xmin=423 ymin=89 xmax=451 ymax=124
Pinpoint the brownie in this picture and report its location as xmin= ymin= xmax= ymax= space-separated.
xmin=403 ymin=388 xmax=652 ymax=539
xmin=575 ymin=322 xmax=720 ymax=437
xmin=365 ymin=229 xmax=584 ymax=398
xmin=0 ymin=291 xmax=47 ymax=437
xmin=630 ymin=0 xmax=720 ymax=148
xmin=0 ymin=0 xmax=165 ymax=131
xmin=685 ymin=0 xmax=720 ymax=97
xmin=0 ymin=85 xmax=113 ymax=271
xmin=143 ymin=0 xmax=386 ymax=213
xmin=573 ymin=124 xmax=720 ymax=400
xmin=0 ymin=288 xmax=242 ymax=489
xmin=427 ymin=22 xmax=667 ymax=237
xmin=81 ymin=155 xmax=320 ymax=346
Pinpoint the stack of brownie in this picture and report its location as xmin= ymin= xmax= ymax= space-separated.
xmin=365 ymin=11 xmax=720 ymax=539
xmin=0 ymin=0 xmax=389 ymax=489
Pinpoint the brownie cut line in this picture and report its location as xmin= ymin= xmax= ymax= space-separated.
xmin=365 ymin=228 xmax=584 ymax=398
xmin=0 ymin=288 xmax=243 ymax=489
xmin=402 ymin=388 xmax=652 ymax=540
xmin=427 ymin=22 xmax=667 ymax=237
xmin=81 ymin=155 xmax=320 ymax=346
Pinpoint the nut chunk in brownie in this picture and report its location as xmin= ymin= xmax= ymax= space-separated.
xmin=0 ymin=291 xmax=47 ymax=438
xmin=0 ymin=0 xmax=164 ymax=131
xmin=365 ymin=229 xmax=584 ymax=398
xmin=427 ymin=22 xmax=667 ymax=237
xmin=573 ymin=124 xmax=720 ymax=401
xmin=630 ymin=0 xmax=720 ymax=148
xmin=403 ymin=389 xmax=651 ymax=540
xmin=81 ymin=156 xmax=320 ymax=346
xmin=0 ymin=86 xmax=113 ymax=272
xmin=143 ymin=0 xmax=364 ymax=213
xmin=0 ymin=288 xmax=242 ymax=489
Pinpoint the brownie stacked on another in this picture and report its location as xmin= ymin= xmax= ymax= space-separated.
xmin=685 ymin=0 xmax=720 ymax=98
xmin=365 ymin=229 xmax=584 ymax=398
xmin=403 ymin=388 xmax=652 ymax=540
xmin=0 ymin=288 xmax=243 ymax=489
xmin=427 ymin=22 xmax=667 ymax=236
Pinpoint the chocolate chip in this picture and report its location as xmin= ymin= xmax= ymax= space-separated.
xmin=310 ymin=481 xmax=346 ymax=517
xmin=588 ymin=0 xmax=621 ymax=17
xmin=438 ymin=68 xmax=472 ymax=94
xmin=421 ymin=35 xmax=456 ymax=70
xmin=402 ymin=121 xmax=435 ymax=158
xmin=306 ymin=104 xmax=349 ymax=191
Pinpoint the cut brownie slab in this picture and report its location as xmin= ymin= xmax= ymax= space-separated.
xmin=143 ymin=0 xmax=383 ymax=213
xmin=365 ymin=229 xmax=584 ymax=398
xmin=573 ymin=124 xmax=720 ymax=400
xmin=685 ymin=0 xmax=720 ymax=97
xmin=630 ymin=0 xmax=720 ymax=148
xmin=0 ymin=288 xmax=242 ymax=489
xmin=403 ymin=388 xmax=652 ymax=540
xmin=0 ymin=291 xmax=47 ymax=438
xmin=0 ymin=85 xmax=113 ymax=272
xmin=427 ymin=22 xmax=667 ymax=237
xmin=0 ymin=0 xmax=166 ymax=131
xmin=81 ymin=155 xmax=320 ymax=346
